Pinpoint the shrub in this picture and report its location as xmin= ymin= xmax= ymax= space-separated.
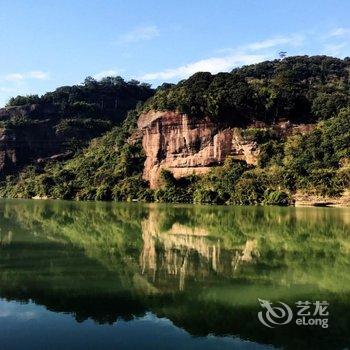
xmin=263 ymin=189 xmax=291 ymax=206
xmin=230 ymin=176 xmax=266 ymax=205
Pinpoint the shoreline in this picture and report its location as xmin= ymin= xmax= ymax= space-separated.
xmin=3 ymin=195 xmax=350 ymax=208
xmin=293 ymin=193 xmax=350 ymax=208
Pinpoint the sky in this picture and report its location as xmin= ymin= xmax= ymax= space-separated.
xmin=0 ymin=0 xmax=350 ymax=106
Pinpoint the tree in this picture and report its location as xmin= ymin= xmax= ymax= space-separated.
xmin=279 ymin=51 xmax=287 ymax=59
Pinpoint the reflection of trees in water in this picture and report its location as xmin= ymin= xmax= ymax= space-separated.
xmin=0 ymin=201 xmax=350 ymax=349
xmin=0 ymin=230 xmax=12 ymax=246
xmin=138 ymin=205 xmax=350 ymax=293
xmin=140 ymin=210 xmax=260 ymax=290
xmin=1 ymin=200 xmax=350 ymax=294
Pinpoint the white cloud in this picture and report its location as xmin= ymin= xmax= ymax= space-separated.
xmin=93 ymin=70 xmax=119 ymax=80
xmin=323 ymin=43 xmax=347 ymax=56
xmin=0 ymin=87 xmax=16 ymax=93
xmin=138 ymin=34 xmax=303 ymax=81
xmin=17 ymin=311 xmax=38 ymax=321
xmin=322 ymin=28 xmax=350 ymax=57
xmin=5 ymin=70 xmax=49 ymax=82
xmin=139 ymin=53 xmax=268 ymax=80
xmin=27 ymin=71 xmax=48 ymax=79
xmin=0 ymin=71 xmax=49 ymax=107
xmin=327 ymin=27 xmax=350 ymax=37
xmin=5 ymin=73 xmax=24 ymax=82
xmin=117 ymin=25 xmax=159 ymax=44
xmin=244 ymin=35 xmax=304 ymax=51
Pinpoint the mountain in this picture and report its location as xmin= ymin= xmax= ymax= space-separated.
xmin=0 ymin=55 xmax=349 ymax=205
xmin=0 ymin=77 xmax=154 ymax=174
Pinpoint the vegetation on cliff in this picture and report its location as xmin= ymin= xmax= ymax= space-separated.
xmin=144 ymin=56 xmax=350 ymax=123
xmin=1 ymin=107 xmax=349 ymax=204
xmin=6 ymin=76 xmax=153 ymax=124
xmin=0 ymin=77 xmax=154 ymax=173
xmin=0 ymin=110 xmax=151 ymax=201
xmin=156 ymin=108 xmax=350 ymax=205
xmin=0 ymin=56 xmax=349 ymax=205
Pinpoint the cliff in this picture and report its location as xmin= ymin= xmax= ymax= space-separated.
xmin=0 ymin=104 xmax=106 ymax=174
xmin=0 ymin=78 xmax=154 ymax=176
xmin=0 ymin=105 xmax=60 ymax=173
xmin=138 ymin=111 xmax=261 ymax=188
xmin=0 ymin=56 xmax=349 ymax=204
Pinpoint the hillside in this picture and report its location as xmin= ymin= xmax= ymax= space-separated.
xmin=0 ymin=77 xmax=154 ymax=174
xmin=144 ymin=55 xmax=350 ymax=123
xmin=0 ymin=55 xmax=349 ymax=205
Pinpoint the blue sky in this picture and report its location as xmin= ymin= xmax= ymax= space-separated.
xmin=1 ymin=0 xmax=350 ymax=106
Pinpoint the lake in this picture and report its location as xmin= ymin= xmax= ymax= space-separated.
xmin=0 ymin=200 xmax=349 ymax=349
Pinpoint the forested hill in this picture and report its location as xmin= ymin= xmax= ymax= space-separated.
xmin=144 ymin=55 xmax=350 ymax=123
xmin=1 ymin=55 xmax=350 ymax=205
xmin=5 ymin=76 xmax=154 ymax=123
xmin=0 ymin=77 xmax=154 ymax=173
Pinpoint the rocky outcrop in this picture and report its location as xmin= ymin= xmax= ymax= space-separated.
xmin=0 ymin=123 xmax=67 ymax=175
xmin=138 ymin=111 xmax=260 ymax=188
xmin=0 ymin=129 xmax=17 ymax=172
xmin=0 ymin=105 xmax=60 ymax=174
xmin=0 ymin=104 xmax=109 ymax=175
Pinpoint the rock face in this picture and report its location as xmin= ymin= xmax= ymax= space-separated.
xmin=0 ymin=104 xmax=107 ymax=175
xmin=0 ymin=105 xmax=61 ymax=174
xmin=0 ymin=130 xmax=61 ymax=176
xmin=138 ymin=111 xmax=260 ymax=188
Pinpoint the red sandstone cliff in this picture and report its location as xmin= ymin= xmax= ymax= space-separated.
xmin=137 ymin=111 xmax=261 ymax=188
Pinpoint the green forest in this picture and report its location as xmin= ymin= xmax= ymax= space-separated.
xmin=0 ymin=56 xmax=349 ymax=205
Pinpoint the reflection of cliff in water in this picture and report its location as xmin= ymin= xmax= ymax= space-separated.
xmin=140 ymin=210 xmax=259 ymax=290
xmin=0 ymin=201 xmax=350 ymax=349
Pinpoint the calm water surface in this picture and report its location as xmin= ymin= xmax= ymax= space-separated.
xmin=0 ymin=200 xmax=349 ymax=349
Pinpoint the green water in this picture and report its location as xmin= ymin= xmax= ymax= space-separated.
xmin=0 ymin=200 xmax=349 ymax=349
